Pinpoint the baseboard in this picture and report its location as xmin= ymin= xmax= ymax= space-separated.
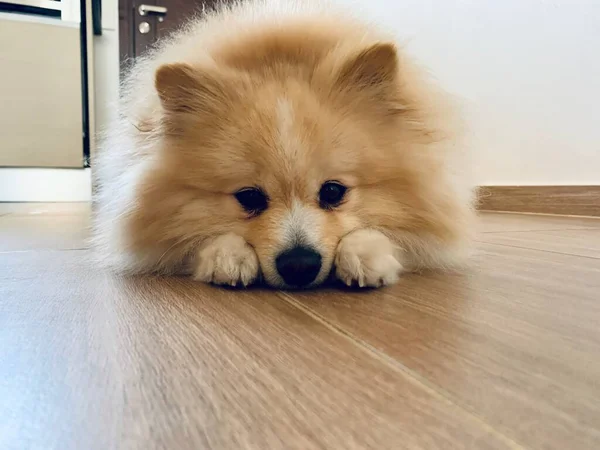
xmin=0 ymin=168 xmax=91 ymax=202
xmin=478 ymin=186 xmax=600 ymax=217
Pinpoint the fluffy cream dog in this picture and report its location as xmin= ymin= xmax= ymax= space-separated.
xmin=93 ymin=0 xmax=475 ymax=289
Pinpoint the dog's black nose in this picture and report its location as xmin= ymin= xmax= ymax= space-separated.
xmin=276 ymin=246 xmax=322 ymax=287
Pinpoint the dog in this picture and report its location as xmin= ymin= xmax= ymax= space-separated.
xmin=93 ymin=0 xmax=475 ymax=289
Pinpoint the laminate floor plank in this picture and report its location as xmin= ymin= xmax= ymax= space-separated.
xmin=479 ymin=212 xmax=600 ymax=233
xmin=478 ymin=228 xmax=600 ymax=258
xmin=283 ymin=245 xmax=600 ymax=450
xmin=0 ymin=250 xmax=510 ymax=450
xmin=0 ymin=214 xmax=90 ymax=251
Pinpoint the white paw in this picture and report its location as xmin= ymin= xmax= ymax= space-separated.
xmin=335 ymin=229 xmax=403 ymax=288
xmin=194 ymin=234 xmax=259 ymax=287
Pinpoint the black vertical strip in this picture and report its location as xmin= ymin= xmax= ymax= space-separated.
xmin=80 ymin=0 xmax=91 ymax=166
xmin=92 ymin=0 xmax=102 ymax=35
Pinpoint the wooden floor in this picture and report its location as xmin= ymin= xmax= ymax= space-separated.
xmin=1 ymin=203 xmax=599 ymax=450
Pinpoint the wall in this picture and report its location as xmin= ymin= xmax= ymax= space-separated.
xmin=94 ymin=0 xmax=600 ymax=186
xmin=337 ymin=0 xmax=600 ymax=185
xmin=93 ymin=0 xmax=120 ymax=137
xmin=0 ymin=168 xmax=91 ymax=202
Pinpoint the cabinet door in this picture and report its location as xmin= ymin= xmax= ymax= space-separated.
xmin=0 ymin=15 xmax=83 ymax=168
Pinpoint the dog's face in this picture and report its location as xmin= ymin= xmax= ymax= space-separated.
xmin=134 ymin=43 xmax=444 ymax=287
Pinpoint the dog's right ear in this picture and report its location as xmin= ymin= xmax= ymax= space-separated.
xmin=327 ymin=43 xmax=405 ymax=116
xmin=155 ymin=63 xmax=227 ymax=114
xmin=335 ymin=43 xmax=398 ymax=95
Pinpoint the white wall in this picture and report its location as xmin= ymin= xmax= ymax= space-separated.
xmin=339 ymin=0 xmax=600 ymax=185
xmin=0 ymin=168 xmax=91 ymax=202
xmin=94 ymin=0 xmax=600 ymax=186
xmin=93 ymin=0 xmax=120 ymax=135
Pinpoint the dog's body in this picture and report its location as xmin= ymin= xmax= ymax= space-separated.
xmin=93 ymin=0 xmax=475 ymax=289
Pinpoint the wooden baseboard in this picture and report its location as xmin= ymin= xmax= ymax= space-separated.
xmin=477 ymin=186 xmax=600 ymax=217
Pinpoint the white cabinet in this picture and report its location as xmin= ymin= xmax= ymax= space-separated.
xmin=0 ymin=14 xmax=83 ymax=167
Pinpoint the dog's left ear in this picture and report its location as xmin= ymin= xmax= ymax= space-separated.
xmin=335 ymin=43 xmax=399 ymax=95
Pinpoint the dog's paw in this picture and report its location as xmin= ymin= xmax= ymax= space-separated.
xmin=335 ymin=229 xmax=403 ymax=288
xmin=194 ymin=234 xmax=259 ymax=287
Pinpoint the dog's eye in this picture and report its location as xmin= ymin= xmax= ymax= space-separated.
xmin=319 ymin=181 xmax=347 ymax=209
xmin=234 ymin=187 xmax=268 ymax=215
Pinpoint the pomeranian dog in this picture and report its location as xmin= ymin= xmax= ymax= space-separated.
xmin=93 ymin=0 xmax=475 ymax=289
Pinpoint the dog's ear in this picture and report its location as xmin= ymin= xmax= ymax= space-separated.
xmin=330 ymin=43 xmax=407 ymax=115
xmin=155 ymin=63 xmax=228 ymax=114
xmin=336 ymin=43 xmax=398 ymax=92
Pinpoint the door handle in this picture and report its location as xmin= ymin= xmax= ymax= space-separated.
xmin=138 ymin=4 xmax=168 ymax=17
xmin=92 ymin=0 xmax=102 ymax=36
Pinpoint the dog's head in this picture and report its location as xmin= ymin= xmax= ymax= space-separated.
xmin=133 ymin=40 xmax=456 ymax=288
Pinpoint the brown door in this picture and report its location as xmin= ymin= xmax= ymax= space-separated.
xmin=119 ymin=0 xmax=222 ymax=66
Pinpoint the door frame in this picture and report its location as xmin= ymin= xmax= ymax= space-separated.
xmin=118 ymin=0 xmax=134 ymax=71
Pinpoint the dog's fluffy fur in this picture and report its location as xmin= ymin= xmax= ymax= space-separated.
xmin=93 ymin=0 xmax=475 ymax=288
